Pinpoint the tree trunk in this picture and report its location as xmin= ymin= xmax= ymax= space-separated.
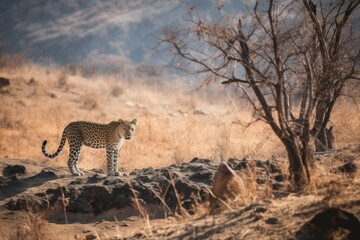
xmin=282 ymin=138 xmax=312 ymax=190
xmin=312 ymin=95 xmax=336 ymax=152
xmin=314 ymin=126 xmax=334 ymax=152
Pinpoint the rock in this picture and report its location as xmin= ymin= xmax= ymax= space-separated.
xmin=28 ymin=78 xmax=36 ymax=85
xmin=0 ymin=77 xmax=10 ymax=88
xmin=173 ymin=179 xmax=201 ymax=210
xmin=254 ymin=206 xmax=268 ymax=213
xmin=70 ymin=179 xmax=84 ymax=185
xmin=30 ymin=169 xmax=57 ymax=179
xmin=134 ymin=174 xmax=152 ymax=183
xmin=86 ymin=174 xmax=105 ymax=183
xmin=331 ymin=161 xmax=357 ymax=174
xmin=5 ymin=156 xmax=285 ymax=216
xmin=193 ymin=109 xmax=207 ymax=115
xmin=0 ymin=176 xmax=10 ymax=185
xmin=189 ymin=171 xmax=213 ymax=185
xmin=210 ymin=163 xmax=242 ymax=211
xmin=296 ymin=208 xmax=360 ymax=240
xmin=227 ymin=157 xmax=248 ymax=170
xmin=74 ymin=233 xmax=82 ymax=240
xmin=265 ymin=217 xmax=278 ymax=224
xmin=190 ymin=158 xmax=212 ymax=164
xmin=47 ymin=92 xmax=57 ymax=98
xmin=167 ymin=110 xmax=182 ymax=118
xmin=111 ymin=183 xmax=133 ymax=209
xmin=85 ymin=234 xmax=98 ymax=240
xmin=103 ymin=178 xmax=125 ymax=185
xmin=126 ymin=100 xmax=135 ymax=107
xmin=255 ymin=159 xmax=282 ymax=174
xmin=67 ymin=186 xmax=112 ymax=215
xmin=226 ymin=157 xmax=284 ymax=189
xmin=3 ymin=165 xmax=27 ymax=177
xmin=6 ymin=197 xmax=49 ymax=212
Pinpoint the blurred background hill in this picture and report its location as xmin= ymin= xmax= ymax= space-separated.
xmin=0 ymin=0 xmax=241 ymax=67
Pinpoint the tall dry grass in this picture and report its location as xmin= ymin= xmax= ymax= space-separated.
xmin=0 ymin=59 xmax=359 ymax=173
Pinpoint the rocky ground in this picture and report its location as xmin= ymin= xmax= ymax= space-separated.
xmin=1 ymin=145 xmax=360 ymax=239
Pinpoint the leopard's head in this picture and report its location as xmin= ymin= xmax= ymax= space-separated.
xmin=117 ymin=119 xmax=137 ymax=140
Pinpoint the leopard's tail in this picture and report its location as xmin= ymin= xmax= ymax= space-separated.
xmin=41 ymin=131 xmax=67 ymax=159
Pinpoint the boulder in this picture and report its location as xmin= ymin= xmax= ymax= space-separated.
xmin=296 ymin=208 xmax=360 ymax=240
xmin=331 ymin=161 xmax=357 ymax=174
xmin=0 ymin=77 xmax=10 ymax=88
xmin=3 ymin=164 xmax=27 ymax=178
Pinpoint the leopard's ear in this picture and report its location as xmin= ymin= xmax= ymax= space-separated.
xmin=118 ymin=119 xmax=124 ymax=123
xmin=131 ymin=119 xmax=137 ymax=125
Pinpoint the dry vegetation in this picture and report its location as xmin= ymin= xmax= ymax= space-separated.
xmin=0 ymin=57 xmax=290 ymax=171
xmin=1 ymin=58 xmax=359 ymax=172
xmin=1 ymin=55 xmax=360 ymax=239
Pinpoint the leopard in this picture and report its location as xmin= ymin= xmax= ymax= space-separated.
xmin=41 ymin=119 xmax=137 ymax=176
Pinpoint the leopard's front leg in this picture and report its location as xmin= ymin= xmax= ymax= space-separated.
xmin=113 ymin=151 xmax=120 ymax=176
xmin=106 ymin=146 xmax=119 ymax=176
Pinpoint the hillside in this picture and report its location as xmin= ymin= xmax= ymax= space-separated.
xmin=0 ymin=61 xmax=360 ymax=239
xmin=0 ymin=0 xmax=240 ymax=65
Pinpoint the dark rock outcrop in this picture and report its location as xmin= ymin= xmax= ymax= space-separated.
xmin=0 ymin=77 xmax=10 ymax=88
xmin=296 ymin=208 xmax=360 ymax=240
xmin=3 ymin=164 xmax=27 ymax=178
xmin=331 ymin=161 xmax=357 ymax=175
xmin=4 ymin=157 xmax=284 ymax=216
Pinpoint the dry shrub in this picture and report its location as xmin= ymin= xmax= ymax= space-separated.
xmin=111 ymin=84 xmax=124 ymax=97
xmin=331 ymin=98 xmax=360 ymax=147
xmin=57 ymin=71 xmax=68 ymax=88
xmin=211 ymin=126 xmax=232 ymax=162
xmin=0 ymin=111 xmax=22 ymax=129
xmin=83 ymin=96 xmax=99 ymax=110
xmin=0 ymin=53 xmax=28 ymax=69
xmin=211 ymin=163 xmax=241 ymax=201
xmin=210 ymin=163 xmax=257 ymax=212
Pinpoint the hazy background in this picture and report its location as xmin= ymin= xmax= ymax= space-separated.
xmin=0 ymin=0 xmax=242 ymax=68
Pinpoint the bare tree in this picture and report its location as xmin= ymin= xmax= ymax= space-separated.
xmin=161 ymin=0 xmax=360 ymax=189
xmin=303 ymin=0 xmax=360 ymax=152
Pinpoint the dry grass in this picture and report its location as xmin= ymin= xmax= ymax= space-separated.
xmin=0 ymin=60 xmax=359 ymax=174
xmin=0 ymin=64 xmax=255 ymax=170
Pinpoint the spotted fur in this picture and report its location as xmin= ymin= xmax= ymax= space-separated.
xmin=42 ymin=119 xmax=137 ymax=176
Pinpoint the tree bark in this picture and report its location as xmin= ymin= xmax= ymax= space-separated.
xmin=315 ymin=126 xmax=334 ymax=152
xmin=282 ymin=137 xmax=312 ymax=189
xmin=312 ymin=97 xmax=336 ymax=152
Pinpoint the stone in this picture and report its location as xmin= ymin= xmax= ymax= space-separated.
xmin=265 ymin=217 xmax=278 ymax=224
xmin=0 ymin=77 xmax=10 ymax=88
xmin=296 ymin=208 xmax=360 ymax=240
xmin=331 ymin=161 xmax=357 ymax=174
xmin=3 ymin=165 xmax=27 ymax=177
xmin=85 ymin=234 xmax=98 ymax=240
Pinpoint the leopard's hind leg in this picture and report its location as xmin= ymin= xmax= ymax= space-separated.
xmin=67 ymin=138 xmax=84 ymax=176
